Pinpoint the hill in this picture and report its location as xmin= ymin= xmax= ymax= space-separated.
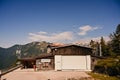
xmin=0 ymin=41 xmax=50 ymax=70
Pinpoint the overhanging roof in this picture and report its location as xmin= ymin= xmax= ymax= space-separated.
xmin=51 ymin=44 xmax=92 ymax=50
xmin=36 ymin=53 xmax=53 ymax=59
xmin=18 ymin=57 xmax=36 ymax=61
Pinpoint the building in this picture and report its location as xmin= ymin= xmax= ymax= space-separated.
xmin=19 ymin=45 xmax=92 ymax=71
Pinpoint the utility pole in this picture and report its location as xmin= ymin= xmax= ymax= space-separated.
xmin=99 ymin=43 xmax=102 ymax=56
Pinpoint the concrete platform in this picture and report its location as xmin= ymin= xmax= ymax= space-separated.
xmin=1 ymin=68 xmax=92 ymax=80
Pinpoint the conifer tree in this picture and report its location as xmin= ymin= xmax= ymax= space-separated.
xmin=110 ymin=24 xmax=120 ymax=55
xmin=100 ymin=37 xmax=108 ymax=56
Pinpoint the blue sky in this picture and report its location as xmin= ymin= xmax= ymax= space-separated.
xmin=0 ymin=0 xmax=120 ymax=48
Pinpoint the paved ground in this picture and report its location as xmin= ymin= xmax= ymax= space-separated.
xmin=1 ymin=68 xmax=92 ymax=80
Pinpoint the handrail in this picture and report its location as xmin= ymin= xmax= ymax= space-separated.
xmin=0 ymin=65 xmax=21 ymax=76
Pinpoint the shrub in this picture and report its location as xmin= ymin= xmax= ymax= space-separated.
xmin=94 ymin=57 xmax=120 ymax=76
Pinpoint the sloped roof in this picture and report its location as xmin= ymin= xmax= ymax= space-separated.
xmin=18 ymin=57 xmax=36 ymax=61
xmin=36 ymin=53 xmax=53 ymax=59
xmin=51 ymin=44 xmax=92 ymax=50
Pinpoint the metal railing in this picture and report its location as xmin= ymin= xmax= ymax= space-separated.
xmin=0 ymin=65 xmax=21 ymax=76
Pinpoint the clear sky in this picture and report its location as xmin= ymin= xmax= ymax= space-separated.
xmin=0 ymin=0 xmax=120 ymax=48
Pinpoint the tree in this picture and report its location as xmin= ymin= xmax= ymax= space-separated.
xmin=110 ymin=24 xmax=120 ymax=55
xmin=90 ymin=40 xmax=96 ymax=49
xmin=90 ymin=40 xmax=99 ymax=56
xmin=100 ymin=37 xmax=109 ymax=56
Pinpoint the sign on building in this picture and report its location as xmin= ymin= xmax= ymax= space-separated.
xmin=41 ymin=59 xmax=51 ymax=62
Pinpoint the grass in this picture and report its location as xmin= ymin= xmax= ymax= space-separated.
xmin=88 ymin=72 xmax=120 ymax=80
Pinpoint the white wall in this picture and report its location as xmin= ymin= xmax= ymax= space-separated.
xmin=55 ymin=55 xmax=62 ymax=70
xmin=55 ymin=55 xmax=91 ymax=71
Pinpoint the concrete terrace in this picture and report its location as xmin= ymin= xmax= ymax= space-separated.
xmin=1 ymin=68 xmax=92 ymax=80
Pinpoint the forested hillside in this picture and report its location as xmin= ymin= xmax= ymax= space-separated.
xmin=0 ymin=41 xmax=50 ymax=70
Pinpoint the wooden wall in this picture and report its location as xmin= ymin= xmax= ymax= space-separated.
xmin=52 ymin=45 xmax=92 ymax=55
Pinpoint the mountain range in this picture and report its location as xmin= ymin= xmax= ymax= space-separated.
xmin=0 ymin=41 xmax=50 ymax=70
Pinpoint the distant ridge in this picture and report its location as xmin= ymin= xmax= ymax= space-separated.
xmin=0 ymin=41 xmax=50 ymax=70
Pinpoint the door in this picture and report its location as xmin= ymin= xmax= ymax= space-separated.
xmin=55 ymin=55 xmax=62 ymax=71
xmin=55 ymin=55 xmax=91 ymax=71
xmin=62 ymin=56 xmax=87 ymax=70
